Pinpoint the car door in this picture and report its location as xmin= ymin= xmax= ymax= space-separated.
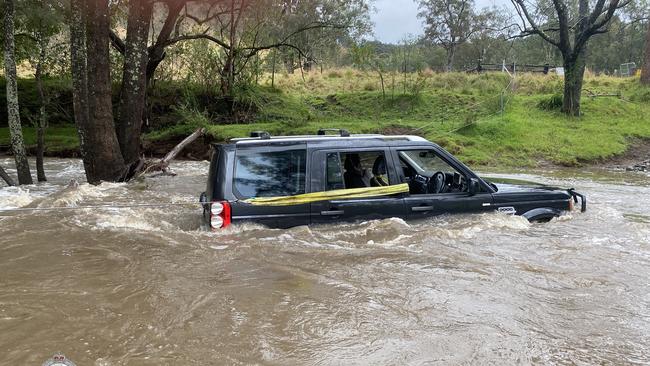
xmin=310 ymin=148 xmax=406 ymax=224
xmin=391 ymin=147 xmax=493 ymax=219
xmin=229 ymin=143 xmax=310 ymax=228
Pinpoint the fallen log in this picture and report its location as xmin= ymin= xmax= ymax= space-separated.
xmin=0 ymin=165 xmax=16 ymax=186
xmin=134 ymin=127 xmax=206 ymax=179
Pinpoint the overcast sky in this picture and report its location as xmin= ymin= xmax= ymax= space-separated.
xmin=371 ymin=0 xmax=510 ymax=44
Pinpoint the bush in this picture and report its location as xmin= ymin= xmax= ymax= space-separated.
xmin=327 ymin=70 xmax=342 ymax=78
xmin=362 ymin=82 xmax=376 ymax=91
xmin=537 ymin=94 xmax=564 ymax=110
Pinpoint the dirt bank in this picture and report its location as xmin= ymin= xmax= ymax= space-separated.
xmin=597 ymin=138 xmax=650 ymax=171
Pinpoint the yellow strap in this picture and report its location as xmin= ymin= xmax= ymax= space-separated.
xmin=243 ymin=183 xmax=410 ymax=206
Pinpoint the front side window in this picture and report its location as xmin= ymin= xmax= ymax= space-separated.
xmin=234 ymin=149 xmax=306 ymax=198
xmin=398 ymin=149 xmax=467 ymax=194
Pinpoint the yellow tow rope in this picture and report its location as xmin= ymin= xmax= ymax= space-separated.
xmin=244 ymin=183 xmax=410 ymax=206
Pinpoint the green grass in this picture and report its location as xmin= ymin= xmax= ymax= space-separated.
xmin=0 ymin=126 xmax=79 ymax=152
xmin=3 ymin=72 xmax=650 ymax=167
xmin=426 ymin=95 xmax=650 ymax=166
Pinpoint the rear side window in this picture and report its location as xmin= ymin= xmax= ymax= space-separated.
xmin=234 ymin=149 xmax=306 ymax=198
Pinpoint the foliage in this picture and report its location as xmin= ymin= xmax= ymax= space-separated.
xmin=537 ymin=94 xmax=563 ymax=110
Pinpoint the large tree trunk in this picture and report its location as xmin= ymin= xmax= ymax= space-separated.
xmin=117 ymin=0 xmax=153 ymax=166
xmin=3 ymin=0 xmax=33 ymax=185
xmin=446 ymin=45 xmax=456 ymax=72
xmin=562 ymin=51 xmax=586 ymax=116
xmin=70 ymin=0 xmax=126 ymax=184
xmin=69 ymin=0 xmax=92 ymax=177
xmin=35 ymin=32 xmax=48 ymax=182
xmin=642 ymin=23 xmax=650 ymax=85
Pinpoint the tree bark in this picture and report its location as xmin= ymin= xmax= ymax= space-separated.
xmin=71 ymin=0 xmax=127 ymax=184
xmin=35 ymin=32 xmax=48 ymax=182
xmin=117 ymin=0 xmax=153 ymax=166
xmin=0 ymin=165 xmax=16 ymax=186
xmin=642 ymin=23 xmax=650 ymax=85
xmin=562 ymin=51 xmax=586 ymax=116
xmin=446 ymin=45 xmax=456 ymax=72
xmin=69 ymin=0 xmax=92 ymax=177
xmin=3 ymin=0 xmax=33 ymax=185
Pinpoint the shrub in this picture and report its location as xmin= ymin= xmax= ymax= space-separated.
xmin=537 ymin=94 xmax=564 ymax=110
xmin=363 ymin=82 xmax=376 ymax=91
xmin=327 ymin=70 xmax=342 ymax=78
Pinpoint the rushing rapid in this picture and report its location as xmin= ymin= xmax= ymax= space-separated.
xmin=1 ymin=157 xmax=649 ymax=365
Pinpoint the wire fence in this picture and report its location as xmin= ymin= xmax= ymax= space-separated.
xmin=414 ymin=75 xmax=516 ymax=136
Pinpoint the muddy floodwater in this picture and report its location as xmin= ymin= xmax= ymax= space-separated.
xmin=1 ymin=157 xmax=649 ymax=365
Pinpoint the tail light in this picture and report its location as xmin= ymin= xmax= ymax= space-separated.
xmin=210 ymin=201 xmax=231 ymax=229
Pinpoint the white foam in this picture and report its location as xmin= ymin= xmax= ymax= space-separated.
xmin=0 ymin=187 xmax=35 ymax=209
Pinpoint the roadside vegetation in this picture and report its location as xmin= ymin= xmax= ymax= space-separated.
xmin=0 ymin=0 xmax=648 ymax=185
xmin=2 ymin=71 xmax=649 ymax=167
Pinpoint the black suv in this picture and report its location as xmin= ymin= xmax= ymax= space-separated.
xmin=200 ymin=129 xmax=586 ymax=229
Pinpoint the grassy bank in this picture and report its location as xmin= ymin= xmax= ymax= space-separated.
xmin=2 ymin=71 xmax=649 ymax=167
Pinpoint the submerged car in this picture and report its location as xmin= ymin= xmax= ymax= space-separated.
xmin=200 ymin=129 xmax=586 ymax=229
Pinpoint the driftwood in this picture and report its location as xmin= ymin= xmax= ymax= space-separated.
xmin=0 ymin=165 xmax=16 ymax=186
xmin=584 ymin=89 xmax=621 ymax=99
xmin=135 ymin=127 xmax=206 ymax=179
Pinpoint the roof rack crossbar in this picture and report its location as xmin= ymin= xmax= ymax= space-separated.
xmin=317 ymin=128 xmax=350 ymax=137
xmin=250 ymin=131 xmax=271 ymax=139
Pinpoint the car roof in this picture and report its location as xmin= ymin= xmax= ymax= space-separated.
xmin=221 ymin=133 xmax=433 ymax=148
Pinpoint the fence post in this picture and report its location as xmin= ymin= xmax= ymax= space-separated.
xmin=500 ymin=92 xmax=504 ymax=116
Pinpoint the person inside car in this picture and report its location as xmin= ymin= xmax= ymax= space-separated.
xmin=344 ymin=154 xmax=367 ymax=188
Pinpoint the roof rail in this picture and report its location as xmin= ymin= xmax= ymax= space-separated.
xmin=250 ymin=131 xmax=271 ymax=139
xmin=317 ymin=128 xmax=350 ymax=137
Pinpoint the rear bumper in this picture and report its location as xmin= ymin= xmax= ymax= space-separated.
xmin=567 ymin=188 xmax=587 ymax=212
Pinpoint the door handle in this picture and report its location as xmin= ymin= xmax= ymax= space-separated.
xmin=321 ymin=210 xmax=344 ymax=216
xmin=411 ymin=205 xmax=434 ymax=212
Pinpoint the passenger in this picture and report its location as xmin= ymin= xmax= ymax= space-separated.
xmin=344 ymin=154 xmax=367 ymax=188
xmin=370 ymin=155 xmax=389 ymax=186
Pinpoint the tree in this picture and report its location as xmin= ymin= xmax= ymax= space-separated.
xmin=116 ymin=0 xmax=153 ymax=165
xmin=70 ymin=0 xmax=126 ymax=184
xmin=351 ymin=43 xmax=388 ymax=98
xmin=418 ymin=0 xmax=477 ymax=71
xmin=109 ymin=0 xmax=370 ymax=95
xmin=3 ymin=0 xmax=32 ymax=185
xmin=642 ymin=22 xmax=650 ymax=84
xmin=511 ymin=0 xmax=630 ymax=116
xmin=21 ymin=0 xmax=66 ymax=182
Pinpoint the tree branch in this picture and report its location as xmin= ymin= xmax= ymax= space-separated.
xmin=109 ymin=29 xmax=125 ymax=54
xmin=164 ymin=33 xmax=231 ymax=49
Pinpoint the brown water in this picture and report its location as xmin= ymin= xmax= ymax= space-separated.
xmin=1 ymin=158 xmax=649 ymax=365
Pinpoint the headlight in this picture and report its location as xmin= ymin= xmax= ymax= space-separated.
xmin=211 ymin=202 xmax=224 ymax=215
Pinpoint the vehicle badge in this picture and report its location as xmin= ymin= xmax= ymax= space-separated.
xmin=41 ymin=353 xmax=76 ymax=366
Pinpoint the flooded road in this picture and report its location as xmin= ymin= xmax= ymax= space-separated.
xmin=1 ymin=158 xmax=649 ymax=365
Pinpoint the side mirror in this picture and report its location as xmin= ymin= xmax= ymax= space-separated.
xmin=468 ymin=178 xmax=479 ymax=196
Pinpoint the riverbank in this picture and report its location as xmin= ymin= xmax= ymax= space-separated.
xmin=2 ymin=71 xmax=649 ymax=167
